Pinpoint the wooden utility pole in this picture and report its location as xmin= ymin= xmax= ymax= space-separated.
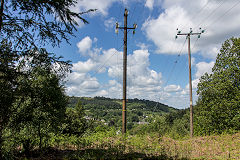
xmin=122 ymin=8 xmax=128 ymax=135
xmin=176 ymin=28 xmax=204 ymax=138
xmin=116 ymin=9 xmax=137 ymax=134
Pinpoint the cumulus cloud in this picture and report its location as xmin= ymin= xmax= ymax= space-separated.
xmin=68 ymin=0 xmax=118 ymax=27
xmin=71 ymin=0 xmax=117 ymax=16
xmin=67 ymin=37 xmax=163 ymax=101
xmin=104 ymin=17 xmax=116 ymax=31
xmin=142 ymin=0 xmax=240 ymax=58
xmin=143 ymin=5 xmax=193 ymax=54
xmin=180 ymin=60 xmax=214 ymax=104
xmin=72 ymin=59 xmax=97 ymax=73
xmin=185 ymin=79 xmax=200 ymax=90
xmin=66 ymin=72 xmax=100 ymax=96
xmin=107 ymin=49 xmax=163 ymax=100
xmin=145 ymin=0 xmax=154 ymax=10
xmin=195 ymin=61 xmax=215 ymax=79
xmin=164 ymin=84 xmax=182 ymax=92
xmin=77 ymin=36 xmax=92 ymax=54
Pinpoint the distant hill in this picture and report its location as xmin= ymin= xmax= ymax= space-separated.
xmin=68 ymin=96 xmax=178 ymax=127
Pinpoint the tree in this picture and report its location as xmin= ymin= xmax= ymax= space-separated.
xmin=195 ymin=37 xmax=240 ymax=135
xmin=0 ymin=0 xmax=95 ymax=49
xmin=63 ymin=100 xmax=88 ymax=136
xmin=0 ymin=41 xmax=20 ymax=157
xmin=7 ymin=48 xmax=70 ymax=155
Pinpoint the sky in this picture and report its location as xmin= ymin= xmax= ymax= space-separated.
xmin=48 ymin=0 xmax=240 ymax=109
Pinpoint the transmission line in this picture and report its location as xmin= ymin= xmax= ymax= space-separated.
xmin=90 ymin=43 xmax=124 ymax=78
xmin=195 ymin=0 xmax=226 ymax=28
xmin=205 ymin=0 xmax=240 ymax=29
xmin=152 ymin=38 xmax=187 ymax=112
xmin=179 ymin=0 xmax=211 ymax=31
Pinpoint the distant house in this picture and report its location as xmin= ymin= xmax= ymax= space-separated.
xmin=137 ymin=121 xmax=149 ymax=125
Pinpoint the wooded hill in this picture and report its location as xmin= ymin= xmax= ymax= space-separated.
xmin=68 ymin=96 xmax=177 ymax=128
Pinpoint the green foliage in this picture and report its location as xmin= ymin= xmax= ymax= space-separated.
xmin=63 ymin=100 xmax=89 ymax=136
xmin=129 ymin=109 xmax=189 ymax=139
xmin=0 ymin=41 xmax=21 ymax=157
xmin=8 ymin=50 xmax=69 ymax=152
xmin=195 ymin=37 xmax=240 ymax=135
xmin=1 ymin=0 xmax=95 ymax=49
xmin=168 ymin=116 xmax=189 ymax=139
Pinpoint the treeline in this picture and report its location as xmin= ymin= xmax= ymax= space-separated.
xmin=68 ymin=96 xmax=177 ymax=129
xmin=69 ymin=96 xmax=175 ymax=112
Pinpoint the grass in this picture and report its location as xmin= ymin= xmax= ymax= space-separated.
xmin=16 ymin=132 xmax=240 ymax=159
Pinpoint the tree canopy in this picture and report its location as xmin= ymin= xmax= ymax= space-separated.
xmin=195 ymin=37 xmax=240 ymax=135
xmin=0 ymin=0 xmax=95 ymax=49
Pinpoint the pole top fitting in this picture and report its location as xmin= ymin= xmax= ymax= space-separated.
xmin=124 ymin=8 xmax=128 ymax=16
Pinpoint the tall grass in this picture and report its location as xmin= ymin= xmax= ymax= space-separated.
xmin=74 ymin=131 xmax=240 ymax=159
xmin=13 ymin=129 xmax=240 ymax=159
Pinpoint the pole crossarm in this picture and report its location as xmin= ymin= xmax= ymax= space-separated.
xmin=177 ymin=33 xmax=201 ymax=35
xmin=115 ymin=9 xmax=137 ymax=35
xmin=118 ymin=27 xmax=136 ymax=30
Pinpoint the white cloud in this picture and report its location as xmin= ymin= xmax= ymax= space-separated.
xmin=81 ymin=80 xmax=100 ymax=90
xmin=142 ymin=0 xmax=240 ymax=59
xmin=145 ymin=0 xmax=154 ymax=10
xmin=68 ymin=0 xmax=118 ymax=27
xmin=107 ymin=49 xmax=163 ymax=100
xmin=108 ymin=49 xmax=162 ymax=88
xmin=201 ymin=46 xmax=219 ymax=59
xmin=195 ymin=61 xmax=214 ymax=79
xmin=164 ymin=84 xmax=182 ymax=92
xmin=77 ymin=36 xmax=92 ymax=54
xmin=72 ymin=0 xmax=117 ymax=17
xmin=143 ymin=5 xmax=193 ymax=54
xmin=66 ymin=72 xmax=100 ymax=96
xmin=179 ymin=60 xmax=214 ymax=106
xmin=72 ymin=59 xmax=97 ymax=73
xmin=183 ymin=60 xmax=214 ymax=93
xmin=68 ymin=37 xmax=164 ymax=101
xmin=104 ymin=17 xmax=116 ymax=31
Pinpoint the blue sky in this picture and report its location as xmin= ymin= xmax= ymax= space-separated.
xmin=47 ymin=0 xmax=240 ymax=109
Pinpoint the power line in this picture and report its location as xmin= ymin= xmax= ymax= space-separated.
xmin=128 ymin=4 xmax=137 ymax=25
xmin=171 ymin=37 xmax=199 ymax=95
xmin=191 ymin=0 xmax=211 ymax=21
xmin=205 ymin=0 xmax=240 ymax=29
xmin=90 ymin=43 xmax=124 ymax=79
xmin=165 ymin=38 xmax=187 ymax=85
xmin=179 ymin=0 xmax=211 ymax=30
xmin=195 ymin=0 xmax=226 ymax=28
xmin=135 ymin=2 xmax=147 ymax=26
xmin=153 ymin=38 xmax=187 ymax=112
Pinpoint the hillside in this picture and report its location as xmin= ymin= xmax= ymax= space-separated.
xmin=68 ymin=96 xmax=178 ymax=128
